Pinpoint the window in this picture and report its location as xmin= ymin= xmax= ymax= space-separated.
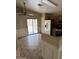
xmin=27 ymin=19 xmax=38 ymax=35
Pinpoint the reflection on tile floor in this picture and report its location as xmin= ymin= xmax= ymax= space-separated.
xmin=17 ymin=34 xmax=43 ymax=59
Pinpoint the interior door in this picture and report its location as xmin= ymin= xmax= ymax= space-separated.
xmin=27 ymin=19 xmax=38 ymax=35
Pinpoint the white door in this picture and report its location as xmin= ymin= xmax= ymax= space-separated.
xmin=27 ymin=19 xmax=38 ymax=35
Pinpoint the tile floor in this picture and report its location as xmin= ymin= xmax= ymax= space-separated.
xmin=17 ymin=34 xmax=43 ymax=59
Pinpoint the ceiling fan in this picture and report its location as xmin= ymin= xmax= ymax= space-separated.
xmin=17 ymin=2 xmax=34 ymax=17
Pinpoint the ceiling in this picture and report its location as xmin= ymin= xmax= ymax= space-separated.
xmin=16 ymin=0 xmax=62 ymax=13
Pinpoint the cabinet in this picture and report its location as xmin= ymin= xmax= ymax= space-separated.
xmin=41 ymin=40 xmax=58 ymax=59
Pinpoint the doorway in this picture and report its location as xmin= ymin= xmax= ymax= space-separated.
xmin=27 ymin=19 xmax=38 ymax=35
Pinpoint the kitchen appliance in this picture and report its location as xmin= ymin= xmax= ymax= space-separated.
xmin=55 ymin=29 xmax=62 ymax=36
